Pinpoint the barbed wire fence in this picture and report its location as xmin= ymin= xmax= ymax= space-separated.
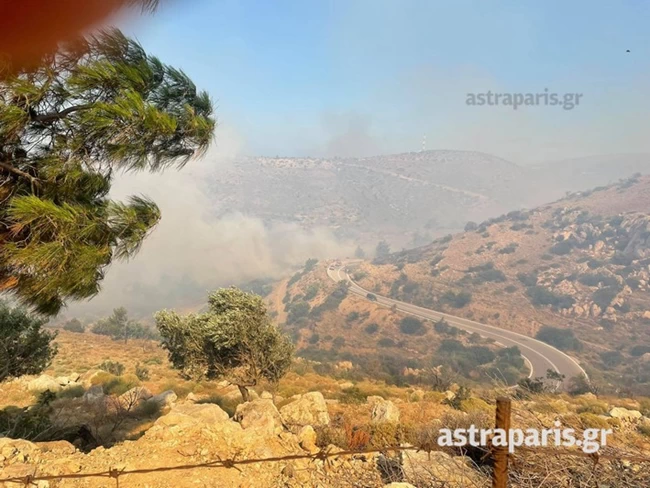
xmin=2 ymin=397 xmax=650 ymax=487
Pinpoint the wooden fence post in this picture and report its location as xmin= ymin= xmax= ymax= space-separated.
xmin=492 ymin=397 xmax=512 ymax=488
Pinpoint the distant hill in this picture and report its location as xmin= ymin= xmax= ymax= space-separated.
xmin=353 ymin=174 xmax=650 ymax=394
xmin=205 ymin=150 xmax=650 ymax=249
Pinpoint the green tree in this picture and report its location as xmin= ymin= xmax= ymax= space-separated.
xmin=91 ymin=307 xmax=155 ymax=342
xmin=0 ymin=29 xmax=215 ymax=314
xmin=0 ymin=301 xmax=58 ymax=382
xmin=62 ymin=318 xmax=84 ymax=333
xmin=155 ymin=287 xmax=294 ymax=401
xmin=375 ymin=240 xmax=391 ymax=259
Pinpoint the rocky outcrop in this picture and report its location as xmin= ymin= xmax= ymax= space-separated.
xmin=234 ymin=399 xmax=284 ymax=436
xmin=152 ymin=390 xmax=177 ymax=406
xmin=154 ymin=403 xmax=230 ymax=429
xmin=279 ymin=392 xmax=330 ymax=428
xmin=402 ymin=450 xmax=482 ymax=488
xmin=369 ymin=397 xmax=400 ymax=423
xmin=609 ymin=407 xmax=643 ymax=422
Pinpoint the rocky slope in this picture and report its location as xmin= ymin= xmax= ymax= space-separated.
xmin=353 ymin=175 xmax=650 ymax=393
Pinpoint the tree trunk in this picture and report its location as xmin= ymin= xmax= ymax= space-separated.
xmin=238 ymin=385 xmax=251 ymax=402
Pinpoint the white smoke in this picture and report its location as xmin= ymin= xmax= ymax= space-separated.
xmin=65 ymin=126 xmax=354 ymax=319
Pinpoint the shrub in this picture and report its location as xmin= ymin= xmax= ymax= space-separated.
xmin=630 ymin=345 xmax=650 ymax=357
xmin=366 ymin=293 xmax=377 ymax=301
xmin=579 ymin=412 xmax=609 ymax=429
xmin=377 ymin=338 xmax=396 ymax=348
xmin=464 ymin=221 xmax=478 ymax=231
xmin=287 ymin=301 xmax=311 ymax=324
xmin=499 ymin=243 xmax=518 ymax=254
xmin=135 ymin=399 xmax=162 ymax=418
xmin=346 ymin=311 xmax=360 ymax=323
xmin=0 ymin=302 xmax=58 ymax=382
xmin=536 ymin=326 xmax=582 ymax=351
xmin=459 ymin=398 xmax=493 ymax=415
xmin=98 ymin=360 xmax=125 ymax=376
xmin=399 ymin=317 xmax=425 ymax=335
xmin=309 ymin=333 xmax=320 ymax=344
xmin=57 ymin=385 xmax=85 ymax=399
xmin=364 ymin=323 xmax=379 ymax=334
xmin=517 ymin=271 xmax=538 ymax=287
xmin=527 ymin=286 xmax=575 ymax=309
xmin=101 ymin=375 xmax=138 ymax=396
xmin=135 ymin=363 xmax=150 ymax=381
xmin=339 ymin=386 xmax=366 ymax=404
xmin=332 ymin=336 xmax=346 ymax=349
xmin=440 ymin=290 xmax=472 ymax=308
xmin=599 ymin=350 xmax=624 ymax=369
xmin=504 ymin=285 xmax=517 ymax=293
xmin=62 ymin=318 xmax=85 ymax=333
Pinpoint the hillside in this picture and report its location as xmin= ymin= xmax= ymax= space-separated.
xmin=350 ymin=174 xmax=650 ymax=394
xmin=205 ymin=151 xmax=650 ymax=248
xmin=267 ymin=261 xmax=530 ymax=388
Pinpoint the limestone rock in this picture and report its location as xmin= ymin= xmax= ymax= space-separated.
xmin=609 ymin=407 xmax=642 ymax=421
xmin=260 ymin=391 xmax=273 ymax=399
xmin=402 ymin=450 xmax=484 ymax=487
xmin=234 ymin=399 xmax=284 ymax=436
xmin=155 ymin=403 xmax=230 ymax=428
xmin=152 ymin=390 xmax=177 ymax=406
xmin=279 ymin=392 xmax=330 ymax=428
xmin=297 ymin=425 xmax=319 ymax=454
xmin=83 ymin=385 xmax=105 ymax=403
xmin=27 ymin=375 xmax=62 ymax=393
xmin=119 ymin=387 xmax=152 ymax=406
xmin=371 ymin=399 xmax=400 ymax=423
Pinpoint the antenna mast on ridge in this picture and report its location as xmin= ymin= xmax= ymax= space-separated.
xmin=420 ymin=135 xmax=427 ymax=152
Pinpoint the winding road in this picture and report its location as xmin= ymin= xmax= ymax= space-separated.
xmin=327 ymin=263 xmax=586 ymax=387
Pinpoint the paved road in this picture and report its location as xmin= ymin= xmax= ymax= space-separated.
xmin=327 ymin=264 xmax=586 ymax=386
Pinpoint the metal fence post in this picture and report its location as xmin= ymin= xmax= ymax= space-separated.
xmin=492 ymin=397 xmax=512 ymax=488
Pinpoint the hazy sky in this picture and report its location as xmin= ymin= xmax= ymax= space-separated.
xmin=116 ymin=0 xmax=650 ymax=164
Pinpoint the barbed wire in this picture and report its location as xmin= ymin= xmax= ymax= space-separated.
xmin=1 ymin=440 xmax=650 ymax=487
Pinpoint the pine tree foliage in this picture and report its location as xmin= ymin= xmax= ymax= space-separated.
xmin=0 ymin=29 xmax=215 ymax=314
xmin=155 ymin=287 xmax=294 ymax=400
xmin=0 ymin=301 xmax=58 ymax=381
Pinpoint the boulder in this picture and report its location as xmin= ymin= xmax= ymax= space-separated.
xmin=371 ymin=399 xmax=400 ymax=423
xmin=155 ymin=403 xmax=230 ymax=428
xmin=297 ymin=425 xmax=319 ymax=454
xmin=119 ymin=387 xmax=152 ymax=406
xmin=279 ymin=392 xmax=330 ymax=428
xmin=152 ymin=390 xmax=177 ymax=406
xmin=339 ymin=381 xmax=354 ymax=390
xmin=260 ymin=391 xmax=273 ymax=399
xmin=234 ymin=399 xmax=284 ymax=436
xmin=83 ymin=385 xmax=105 ymax=403
xmin=643 ymin=311 xmax=650 ymax=320
xmin=443 ymin=390 xmax=456 ymax=401
xmin=609 ymin=407 xmax=642 ymax=422
xmin=27 ymin=375 xmax=62 ymax=393
xmin=402 ymin=450 xmax=484 ymax=487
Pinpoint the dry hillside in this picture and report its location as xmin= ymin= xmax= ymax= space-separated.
xmin=354 ymin=175 xmax=650 ymax=394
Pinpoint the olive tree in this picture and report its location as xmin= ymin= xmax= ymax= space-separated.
xmin=155 ymin=287 xmax=294 ymax=401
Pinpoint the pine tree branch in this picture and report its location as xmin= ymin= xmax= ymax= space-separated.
xmin=0 ymin=161 xmax=40 ymax=188
xmin=30 ymin=103 xmax=93 ymax=123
